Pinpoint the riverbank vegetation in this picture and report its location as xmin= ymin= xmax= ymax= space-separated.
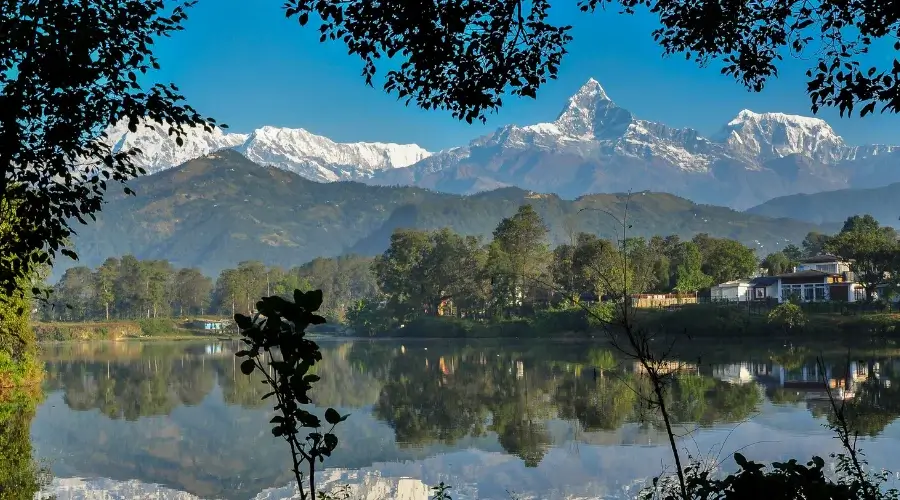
xmin=30 ymin=318 xmax=231 ymax=342
xmin=40 ymin=207 xmax=900 ymax=340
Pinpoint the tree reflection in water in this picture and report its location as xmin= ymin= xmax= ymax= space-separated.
xmin=0 ymin=386 xmax=52 ymax=499
xmin=38 ymin=341 xmax=900 ymax=472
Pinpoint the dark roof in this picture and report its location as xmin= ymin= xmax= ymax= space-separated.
xmin=799 ymin=254 xmax=842 ymax=264
xmin=772 ymin=270 xmax=831 ymax=279
xmin=750 ymin=276 xmax=778 ymax=286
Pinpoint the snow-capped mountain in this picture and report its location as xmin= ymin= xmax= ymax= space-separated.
xmin=103 ymin=121 xmax=431 ymax=182
xmin=108 ymin=77 xmax=900 ymax=209
xmin=103 ymin=119 xmax=249 ymax=174
xmin=715 ymin=109 xmax=846 ymax=164
xmin=367 ymin=78 xmax=900 ymax=209
xmin=235 ymin=125 xmax=431 ymax=182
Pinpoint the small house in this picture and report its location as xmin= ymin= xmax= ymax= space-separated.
xmin=748 ymin=255 xmax=864 ymax=303
xmin=710 ymin=279 xmax=752 ymax=302
xmin=187 ymin=319 xmax=229 ymax=331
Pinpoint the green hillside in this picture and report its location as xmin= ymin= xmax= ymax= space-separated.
xmin=60 ymin=150 xmax=838 ymax=279
xmin=746 ymin=183 xmax=900 ymax=226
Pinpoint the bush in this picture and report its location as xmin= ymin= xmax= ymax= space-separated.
xmin=136 ymin=318 xmax=178 ymax=337
xmin=768 ymin=302 xmax=807 ymax=333
xmin=532 ymin=308 xmax=589 ymax=333
xmin=587 ymin=302 xmax=617 ymax=328
xmin=641 ymin=304 xmax=757 ymax=335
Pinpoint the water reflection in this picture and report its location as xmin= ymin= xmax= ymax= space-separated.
xmin=31 ymin=340 xmax=900 ymax=499
xmin=0 ymin=385 xmax=52 ymax=499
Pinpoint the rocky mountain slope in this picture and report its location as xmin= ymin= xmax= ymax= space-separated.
xmin=59 ymin=151 xmax=836 ymax=279
xmin=745 ymin=182 xmax=900 ymax=226
xmin=102 ymin=119 xmax=432 ymax=182
xmin=367 ymin=79 xmax=900 ymax=209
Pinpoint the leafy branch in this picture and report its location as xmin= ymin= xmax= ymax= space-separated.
xmin=234 ymin=289 xmax=349 ymax=500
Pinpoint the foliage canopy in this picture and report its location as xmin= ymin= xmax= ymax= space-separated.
xmin=285 ymin=0 xmax=900 ymax=121
xmin=0 ymin=0 xmax=220 ymax=296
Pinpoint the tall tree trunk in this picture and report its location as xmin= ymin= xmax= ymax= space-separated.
xmin=105 ymin=302 xmax=109 ymax=321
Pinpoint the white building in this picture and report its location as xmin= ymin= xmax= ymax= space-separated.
xmin=710 ymin=279 xmax=752 ymax=302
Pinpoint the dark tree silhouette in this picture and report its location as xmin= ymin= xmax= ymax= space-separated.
xmin=284 ymin=0 xmax=900 ymax=121
xmin=0 ymin=0 xmax=221 ymax=296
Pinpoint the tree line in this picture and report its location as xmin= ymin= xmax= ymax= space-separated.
xmin=42 ymin=206 xmax=900 ymax=326
xmin=349 ymin=204 xmax=760 ymax=332
xmin=39 ymin=254 xmax=377 ymax=323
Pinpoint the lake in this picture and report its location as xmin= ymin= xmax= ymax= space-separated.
xmin=27 ymin=338 xmax=900 ymax=499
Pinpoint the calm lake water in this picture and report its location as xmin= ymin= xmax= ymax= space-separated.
xmin=29 ymin=338 xmax=900 ymax=499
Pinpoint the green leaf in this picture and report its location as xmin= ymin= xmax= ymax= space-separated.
xmin=734 ymin=452 xmax=748 ymax=468
xmin=235 ymin=350 xmax=250 ymax=357
xmin=240 ymin=359 xmax=255 ymax=375
xmin=324 ymin=433 xmax=338 ymax=451
xmin=296 ymin=289 xmax=324 ymax=311
xmin=303 ymin=374 xmax=321 ymax=383
xmin=234 ymin=314 xmax=253 ymax=330
xmin=325 ymin=408 xmax=342 ymax=425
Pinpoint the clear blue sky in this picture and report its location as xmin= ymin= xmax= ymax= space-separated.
xmin=150 ymin=0 xmax=900 ymax=151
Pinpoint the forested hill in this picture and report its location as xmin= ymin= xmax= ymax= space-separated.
xmin=746 ymin=182 xmax=900 ymax=226
xmin=60 ymin=150 xmax=838 ymax=280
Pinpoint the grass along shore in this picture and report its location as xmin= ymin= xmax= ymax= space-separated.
xmin=32 ymin=318 xmax=234 ymax=342
xmin=359 ymin=303 xmax=900 ymax=340
xmin=34 ymin=302 xmax=900 ymax=343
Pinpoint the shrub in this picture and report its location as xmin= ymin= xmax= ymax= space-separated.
xmin=768 ymin=302 xmax=807 ymax=334
xmin=136 ymin=318 xmax=178 ymax=337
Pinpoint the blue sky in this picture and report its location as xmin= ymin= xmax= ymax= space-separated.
xmin=150 ymin=0 xmax=900 ymax=151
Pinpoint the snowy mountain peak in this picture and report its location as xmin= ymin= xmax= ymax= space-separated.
xmin=554 ymin=78 xmax=630 ymax=138
xmin=718 ymin=109 xmax=845 ymax=163
xmin=576 ymin=77 xmax=611 ymax=102
xmin=235 ymin=125 xmax=432 ymax=182
xmin=102 ymin=119 xmax=248 ymax=174
xmin=102 ymin=120 xmax=432 ymax=182
xmin=727 ymin=109 xmax=837 ymax=133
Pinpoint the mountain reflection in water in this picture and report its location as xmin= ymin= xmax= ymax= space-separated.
xmin=28 ymin=340 xmax=900 ymax=499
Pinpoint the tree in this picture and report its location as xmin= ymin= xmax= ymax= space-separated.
xmin=828 ymin=216 xmax=898 ymax=301
xmin=550 ymin=243 xmax=577 ymax=299
xmin=213 ymin=268 xmax=241 ymax=318
xmin=489 ymin=204 xmax=550 ymax=310
xmin=235 ymin=261 xmax=268 ymax=315
xmin=373 ymin=229 xmax=433 ymax=318
xmin=140 ymin=260 xmax=174 ymax=318
xmin=693 ymin=236 xmax=758 ymax=284
xmin=55 ymin=267 xmax=95 ymax=320
xmin=762 ymin=252 xmax=793 ymax=276
xmin=672 ymin=242 xmax=712 ymax=293
xmin=624 ymin=237 xmax=659 ymax=294
xmin=115 ymin=255 xmax=143 ymax=318
xmin=0 ymin=0 xmax=220 ymax=296
xmin=802 ymin=232 xmax=832 ymax=258
xmin=782 ymin=244 xmax=803 ymax=262
xmin=842 ymin=214 xmax=884 ymax=235
xmin=94 ymin=257 xmax=120 ymax=321
xmin=282 ymin=0 xmax=900 ymax=122
xmin=571 ymin=233 xmax=630 ymax=297
xmin=0 ymin=198 xmax=40 ymax=371
xmin=173 ymin=268 xmax=212 ymax=316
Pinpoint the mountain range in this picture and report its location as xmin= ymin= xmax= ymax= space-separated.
xmin=105 ymin=78 xmax=900 ymax=210
xmin=57 ymin=150 xmax=838 ymax=280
